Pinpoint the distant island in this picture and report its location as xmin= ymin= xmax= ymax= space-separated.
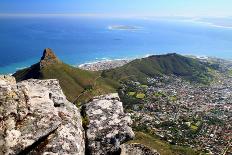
xmin=108 ymin=25 xmax=142 ymax=30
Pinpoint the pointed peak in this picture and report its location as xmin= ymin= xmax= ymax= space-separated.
xmin=41 ymin=48 xmax=58 ymax=61
xmin=40 ymin=48 xmax=61 ymax=68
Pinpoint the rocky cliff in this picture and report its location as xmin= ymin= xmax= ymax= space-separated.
xmin=0 ymin=76 xmax=139 ymax=155
xmin=0 ymin=75 xmax=85 ymax=155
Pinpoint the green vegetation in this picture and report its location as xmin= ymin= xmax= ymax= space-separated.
xmin=228 ymin=69 xmax=232 ymax=76
xmin=136 ymin=93 xmax=146 ymax=99
xmin=13 ymin=52 xmax=216 ymax=105
xmin=128 ymin=92 xmax=136 ymax=96
xmin=141 ymin=84 xmax=148 ymax=88
xmin=127 ymin=91 xmax=146 ymax=99
xmin=190 ymin=124 xmax=198 ymax=131
xmin=82 ymin=116 xmax=89 ymax=129
xmin=80 ymin=105 xmax=90 ymax=129
xmin=206 ymin=116 xmax=224 ymax=125
xmin=154 ymin=91 xmax=167 ymax=98
xmin=128 ymin=132 xmax=203 ymax=155
xmin=102 ymin=53 xmax=214 ymax=84
xmin=13 ymin=62 xmax=117 ymax=103
xmin=169 ymin=95 xmax=178 ymax=102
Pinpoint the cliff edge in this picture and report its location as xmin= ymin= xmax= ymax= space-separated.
xmin=0 ymin=76 xmax=139 ymax=155
xmin=0 ymin=75 xmax=85 ymax=155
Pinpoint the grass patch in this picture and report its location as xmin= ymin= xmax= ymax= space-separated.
xmin=128 ymin=131 xmax=203 ymax=155
xmin=190 ymin=124 xmax=198 ymax=131
xmin=14 ymin=63 xmax=117 ymax=103
xmin=169 ymin=96 xmax=177 ymax=102
xmin=128 ymin=92 xmax=136 ymax=96
xmin=141 ymin=84 xmax=148 ymax=88
xmin=136 ymin=93 xmax=145 ymax=99
xmin=228 ymin=69 xmax=232 ymax=76
xmin=154 ymin=91 xmax=166 ymax=98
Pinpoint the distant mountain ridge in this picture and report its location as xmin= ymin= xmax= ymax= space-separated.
xmin=102 ymin=53 xmax=214 ymax=84
xmin=13 ymin=50 xmax=215 ymax=103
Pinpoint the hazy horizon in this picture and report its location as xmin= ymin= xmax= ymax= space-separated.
xmin=0 ymin=1 xmax=232 ymax=74
xmin=1 ymin=0 xmax=232 ymax=17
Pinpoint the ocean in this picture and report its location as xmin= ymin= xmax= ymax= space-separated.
xmin=0 ymin=16 xmax=232 ymax=74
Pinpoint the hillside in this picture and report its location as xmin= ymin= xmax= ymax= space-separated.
xmin=14 ymin=51 xmax=215 ymax=102
xmin=128 ymin=132 xmax=203 ymax=155
xmin=102 ymin=53 xmax=214 ymax=84
xmin=13 ymin=48 xmax=118 ymax=103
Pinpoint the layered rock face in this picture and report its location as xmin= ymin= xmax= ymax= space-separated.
xmin=40 ymin=48 xmax=61 ymax=68
xmin=84 ymin=94 xmax=135 ymax=155
xmin=0 ymin=76 xmax=85 ymax=155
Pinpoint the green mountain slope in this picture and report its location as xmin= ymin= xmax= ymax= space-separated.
xmin=128 ymin=132 xmax=204 ymax=155
xmin=13 ymin=48 xmax=117 ymax=103
xmin=102 ymin=53 xmax=214 ymax=84
xmin=14 ymin=50 xmax=214 ymax=102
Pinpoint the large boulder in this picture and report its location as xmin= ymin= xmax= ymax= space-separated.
xmin=84 ymin=93 xmax=135 ymax=155
xmin=0 ymin=76 xmax=85 ymax=155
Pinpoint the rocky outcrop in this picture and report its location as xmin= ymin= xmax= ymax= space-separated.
xmin=0 ymin=75 xmax=16 ymax=84
xmin=0 ymin=75 xmax=138 ymax=155
xmin=120 ymin=143 xmax=160 ymax=155
xmin=40 ymin=48 xmax=61 ymax=68
xmin=84 ymin=94 xmax=135 ymax=155
xmin=0 ymin=76 xmax=85 ymax=155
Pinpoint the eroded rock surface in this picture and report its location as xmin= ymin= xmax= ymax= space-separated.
xmin=84 ymin=93 xmax=135 ymax=155
xmin=120 ymin=143 xmax=160 ymax=155
xmin=0 ymin=76 xmax=85 ymax=155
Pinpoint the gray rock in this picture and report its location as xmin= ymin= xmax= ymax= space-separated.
xmin=84 ymin=93 xmax=135 ymax=155
xmin=120 ymin=143 xmax=160 ymax=155
xmin=0 ymin=76 xmax=85 ymax=155
xmin=0 ymin=76 xmax=138 ymax=155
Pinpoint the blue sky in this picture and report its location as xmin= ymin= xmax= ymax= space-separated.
xmin=0 ymin=0 xmax=231 ymax=17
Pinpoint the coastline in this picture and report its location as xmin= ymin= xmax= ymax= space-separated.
xmin=1 ymin=17 xmax=232 ymax=74
xmin=1 ymin=52 xmax=232 ymax=74
xmin=77 ymin=53 xmax=155 ymax=71
xmin=78 ymin=59 xmax=133 ymax=71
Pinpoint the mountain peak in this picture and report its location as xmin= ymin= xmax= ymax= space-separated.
xmin=40 ymin=48 xmax=61 ymax=68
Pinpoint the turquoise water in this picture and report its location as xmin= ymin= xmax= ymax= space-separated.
xmin=0 ymin=16 xmax=232 ymax=74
